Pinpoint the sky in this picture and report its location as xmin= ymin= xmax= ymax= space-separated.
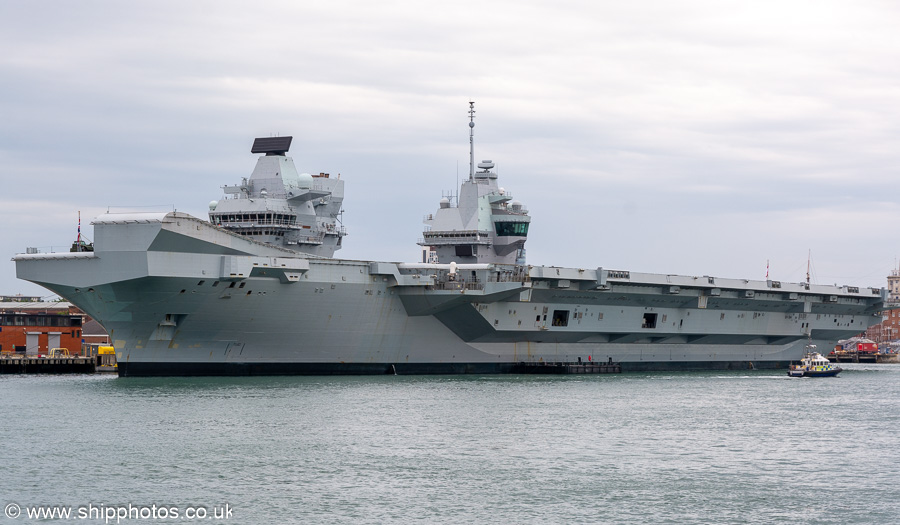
xmin=2 ymin=0 xmax=900 ymax=297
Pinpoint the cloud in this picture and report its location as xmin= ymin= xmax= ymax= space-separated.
xmin=2 ymin=0 xmax=900 ymax=296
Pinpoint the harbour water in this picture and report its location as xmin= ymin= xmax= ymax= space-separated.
xmin=1 ymin=365 xmax=898 ymax=524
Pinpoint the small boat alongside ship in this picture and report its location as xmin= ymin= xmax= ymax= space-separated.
xmin=788 ymin=343 xmax=842 ymax=377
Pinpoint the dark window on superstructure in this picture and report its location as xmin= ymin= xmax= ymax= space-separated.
xmin=495 ymin=222 xmax=529 ymax=236
xmin=455 ymin=245 xmax=474 ymax=257
xmin=552 ymin=310 xmax=569 ymax=327
xmin=642 ymin=313 xmax=658 ymax=329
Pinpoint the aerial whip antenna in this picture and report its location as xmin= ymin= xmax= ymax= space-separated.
xmin=468 ymin=101 xmax=475 ymax=180
xmin=806 ymin=249 xmax=811 ymax=286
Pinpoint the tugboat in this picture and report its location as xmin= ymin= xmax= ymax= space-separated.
xmin=788 ymin=342 xmax=843 ymax=377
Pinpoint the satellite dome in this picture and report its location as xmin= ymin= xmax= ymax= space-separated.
xmin=209 ymin=200 xmax=218 ymax=211
xmin=298 ymin=172 xmax=313 ymax=189
xmin=439 ymin=197 xmax=450 ymax=209
xmin=260 ymin=189 xmax=268 ymax=198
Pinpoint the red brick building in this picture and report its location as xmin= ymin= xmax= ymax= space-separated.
xmin=863 ymin=308 xmax=900 ymax=345
xmin=0 ymin=302 xmax=85 ymax=356
xmin=858 ymin=269 xmax=900 ymax=346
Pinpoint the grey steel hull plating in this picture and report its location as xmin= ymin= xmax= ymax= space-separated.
xmin=14 ymin=213 xmax=884 ymax=376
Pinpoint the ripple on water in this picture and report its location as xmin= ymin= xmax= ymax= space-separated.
xmin=1 ymin=369 xmax=898 ymax=524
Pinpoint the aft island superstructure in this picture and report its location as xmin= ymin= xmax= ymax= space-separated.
xmin=14 ymin=104 xmax=886 ymax=375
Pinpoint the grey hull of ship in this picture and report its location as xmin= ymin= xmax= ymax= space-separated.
xmin=39 ymin=277 xmax=816 ymax=376
xmin=15 ymin=214 xmax=883 ymax=376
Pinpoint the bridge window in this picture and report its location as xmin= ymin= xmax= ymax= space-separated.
xmin=642 ymin=313 xmax=657 ymax=329
xmin=494 ymin=222 xmax=529 ymax=236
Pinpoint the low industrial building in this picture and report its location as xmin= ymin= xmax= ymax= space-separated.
xmin=0 ymin=301 xmax=105 ymax=356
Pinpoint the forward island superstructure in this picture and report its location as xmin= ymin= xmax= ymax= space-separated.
xmin=208 ymin=136 xmax=345 ymax=256
xmin=14 ymin=104 xmax=886 ymax=375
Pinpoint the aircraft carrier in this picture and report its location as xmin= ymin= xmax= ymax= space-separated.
xmin=14 ymin=103 xmax=886 ymax=375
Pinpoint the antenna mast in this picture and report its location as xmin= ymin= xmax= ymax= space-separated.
xmin=468 ymin=101 xmax=475 ymax=180
xmin=806 ymin=249 xmax=811 ymax=286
